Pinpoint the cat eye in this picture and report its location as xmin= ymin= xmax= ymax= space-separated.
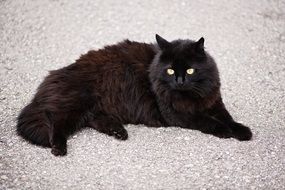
xmin=166 ymin=69 xmax=175 ymax=75
xmin=186 ymin=68 xmax=195 ymax=75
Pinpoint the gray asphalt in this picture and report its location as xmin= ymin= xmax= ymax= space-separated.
xmin=1 ymin=0 xmax=285 ymax=189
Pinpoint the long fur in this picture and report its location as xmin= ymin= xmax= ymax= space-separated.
xmin=17 ymin=36 xmax=252 ymax=156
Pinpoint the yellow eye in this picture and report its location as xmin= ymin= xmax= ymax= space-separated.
xmin=167 ymin=69 xmax=175 ymax=75
xmin=186 ymin=68 xmax=195 ymax=75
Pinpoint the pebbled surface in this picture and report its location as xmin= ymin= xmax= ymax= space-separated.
xmin=1 ymin=0 xmax=285 ymax=189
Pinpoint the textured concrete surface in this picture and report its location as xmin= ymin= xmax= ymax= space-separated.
xmin=1 ymin=0 xmax=285 ymax=189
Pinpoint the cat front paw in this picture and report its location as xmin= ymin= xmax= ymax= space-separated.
xmin=231 ymin=122 xmax=252 ymax=141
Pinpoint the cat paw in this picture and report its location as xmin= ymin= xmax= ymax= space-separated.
xmin=110 ymin=127 xmax=128 ymax=140
xmin=231 ymin=123 xmax=252 ymax=141
xmin=51 ymin=145 xmax=67 ymax=156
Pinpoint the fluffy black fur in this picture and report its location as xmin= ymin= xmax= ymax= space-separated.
xmin=17 ymin=34 xmax=252 ymax=156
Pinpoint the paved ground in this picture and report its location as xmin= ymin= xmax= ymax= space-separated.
xmin=1 ymin=0 xmax=285 ymax=189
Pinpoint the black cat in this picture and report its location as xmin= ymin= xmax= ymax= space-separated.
xmin=17 ymin=34 xmax=252 ymax=156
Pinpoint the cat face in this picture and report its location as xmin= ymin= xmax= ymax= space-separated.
xmin=150 ymin=34 xmax=220 ymax=98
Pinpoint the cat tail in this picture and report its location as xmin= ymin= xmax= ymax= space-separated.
xmin=16 ymin=102 xmax=52 ymax=147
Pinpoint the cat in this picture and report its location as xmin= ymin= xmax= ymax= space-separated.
xmin=17 ymin=34 xmax=252 ymax=156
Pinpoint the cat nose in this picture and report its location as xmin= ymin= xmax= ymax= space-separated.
xmin=176 ymin=76 xmax=184 ymax=84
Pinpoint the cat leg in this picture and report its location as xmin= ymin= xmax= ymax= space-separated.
xmin=49 ymin=120 xmax=68 ymax=156
xmin=229 ymin=122 xmax=252 ymax=141
xmin=208 ymin=99 xmax=252 ymax=141
xmin=88 ymin=114 xmax=128 ymax=140
xmin=193 ymin=115 xmax=233 ymax=139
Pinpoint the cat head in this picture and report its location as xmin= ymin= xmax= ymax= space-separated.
xmin=150 ymin=34 xmax=220 ymax=98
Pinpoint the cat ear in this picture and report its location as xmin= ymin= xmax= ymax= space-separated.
xmin=155 ymin=34 xmax=171 ymax=50
xmin=195 ymin=37 xmax=205 ymax=53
